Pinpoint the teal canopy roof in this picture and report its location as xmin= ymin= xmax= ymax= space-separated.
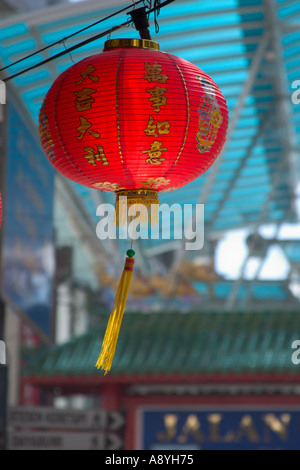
xmin=1 ymin=0 xmax=300 ymax=310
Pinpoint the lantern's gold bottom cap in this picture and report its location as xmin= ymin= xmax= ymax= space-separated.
xmin=104 ymin=38 xmax=160 ymax=51
xmin=115 ymin=189 xmax=159 ymax=203
xmin=114 ymin=189 xmax=159 ymax=226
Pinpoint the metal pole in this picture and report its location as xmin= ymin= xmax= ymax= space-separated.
xmin=0 ymin=341 xmax=7 ymax=450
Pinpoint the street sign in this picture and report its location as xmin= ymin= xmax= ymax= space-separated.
xmin=8 ymin=406 xmax=125 ymax=450
xmin=138 ymin=406 xmax=300 ymax=450
xmin=8 ymin=431 xmax=123 ymax=450
xmin=9 ymin=406 xmax=125 ymax=432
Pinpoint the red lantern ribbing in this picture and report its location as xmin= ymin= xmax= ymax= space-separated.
xmin=39 ymin=38 xmax=228 ymax=373
xmin=40 ymin=38 xmax=228 ymax=201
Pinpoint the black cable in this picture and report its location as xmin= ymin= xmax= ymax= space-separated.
xmin=145 ymin=0 xmax=161 ymax=33
xmin=1 ymin=0 xmax=176 ymax=83
xmin=2 ymin=22 xmax=128 ymax=82
xmin=154 ymin=0 xmax=162 ymax=33
xmin=0 ymin=0 xmax=145 ymax=74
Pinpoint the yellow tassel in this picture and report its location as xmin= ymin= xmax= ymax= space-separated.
xmin=95 ymin=255 xmax=135 ymax=374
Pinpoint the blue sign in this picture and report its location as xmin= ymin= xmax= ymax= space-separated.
xmin=2 ymin=101 xmax=55 ymax=338
xmin=139 ymin=407 xmax=300 ymax=450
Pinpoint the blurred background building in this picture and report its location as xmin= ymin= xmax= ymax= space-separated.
xmin=1 ymin=0 xmax=300 ymax=450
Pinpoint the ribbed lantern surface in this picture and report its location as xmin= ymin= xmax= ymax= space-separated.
xmin=39 ymin=38 xmax=228 ymax=197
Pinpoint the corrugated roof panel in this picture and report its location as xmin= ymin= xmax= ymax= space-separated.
xmin=281 ymin=241 xmax=300 ymax=263
xmin=278 ymin=0 xmax=300 ymax=18
xmin=0 ymin=22 xmax=28 ymax=41
xmin=0 ymin=0 xmax=298 ymax=291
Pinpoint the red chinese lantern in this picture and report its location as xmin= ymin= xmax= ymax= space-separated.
xmin=39 ymin=38 xmax=228 ymax=373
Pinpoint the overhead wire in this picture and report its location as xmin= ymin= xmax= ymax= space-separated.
xmin=1 ymin=0 xmax=174 ymax=83
xmin=1 ymin=21 xmax=129 ymax=82
xmin=0 ymin=0 xmax=145 ymax=74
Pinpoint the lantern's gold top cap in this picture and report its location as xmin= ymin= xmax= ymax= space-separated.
xmin=104 ymin=38 xmax=160 ymax=51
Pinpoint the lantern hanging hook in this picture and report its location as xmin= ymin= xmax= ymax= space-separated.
xmin=62 ymin=39 xmax=75 ymax=64
xmin=107 ymin=19 xmax=131 ymax=41
xmin=128 ymin=6 xmax=152 ymax=40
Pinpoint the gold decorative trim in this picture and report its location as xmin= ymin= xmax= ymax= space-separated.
xmin=174 ymin=62 xmax=190 ymax=165
xmin=104 ymin=38 xmax=160 ymax=51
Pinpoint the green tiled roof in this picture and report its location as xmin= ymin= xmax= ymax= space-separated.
xmin=23 ymin=311 xmax=300 ymax=377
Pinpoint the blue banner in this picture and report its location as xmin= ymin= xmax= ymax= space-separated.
xmin=2 ymin=102 xmax=55 ymax=338
xmin=139 ymin=407 xmax=300 ymax=450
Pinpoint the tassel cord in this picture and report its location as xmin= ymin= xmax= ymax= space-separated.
xmin=95 ymin=215 xmax=136 ymax=374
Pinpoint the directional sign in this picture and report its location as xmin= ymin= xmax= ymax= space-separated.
xmin=8 ymin=431 xmax=124 ymax=450
xmin=106 ymin=410 xmax=126 ymax=432
xmin=9 ymin=406 xmax=125 ymax=432
xmin=8 ymin=407 xmax=126 ymax=450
